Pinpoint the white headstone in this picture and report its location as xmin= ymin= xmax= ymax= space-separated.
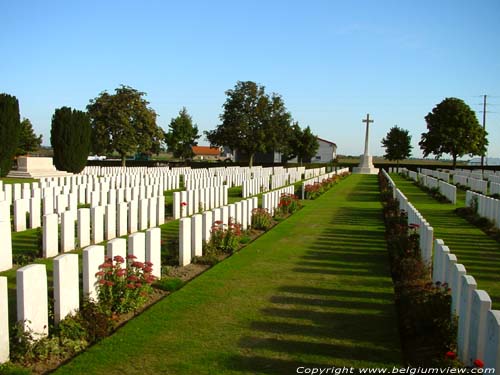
xmin=106 ymin=238 xmax=127 ymax=266
xmin=77 ymin=208 xmax=90 ymax=248
xmin=179 ymin=218 xmax=192 ymax=266
xmin=0 ymin=207 xmax=13 ymax=271
xmin=29 ymin=197 xmax=41 ymax=228
xmin=484 ymin=310 xmax=500 ymax=372
xmin=0 ymin=276 xmax=9 ymax=363
xmin=105 ymin=204 xmax=116 ymax=240
xmin=53 ymin=254 xmax=79 ymax=324
xmin=83 ymin=245 xmax=104 ymax=302
xmin=458 ymin=275 xmax=477 ymax=363
xmin=91 ymin=206 xmax=104 ymax=244
xmin=191 ymin=214 xmax=203 ymax=258
xmin=146 ymin=228 xmax=161 ymax=279
xmin=202 ymin=211 xmax=213 ymax=243
xmin=117 ymin=202 xmax=128 ymax=237
xmin=61 ymin=211 xmax=75 ymax=253
xmin=468 ymin=290 xmax=492 ymax=365
xmin=43 ymin=213 xmax=59 ymax=258
xmin=128 ymin=232 xmax=146 ymax=263
xmin=17 ymin=264 xmax=49 ymax=338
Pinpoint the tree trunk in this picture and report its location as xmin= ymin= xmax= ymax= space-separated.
xmin=121 ymin=155 xmax=126 ymax=167
xmin=452 ymin=155 xmax=457 ymax=170
xmin=249 ymin=153 xmax=254 ymax=168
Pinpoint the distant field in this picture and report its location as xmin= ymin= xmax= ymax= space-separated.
xmin=337 ymin=157 xmax=468 ymax=167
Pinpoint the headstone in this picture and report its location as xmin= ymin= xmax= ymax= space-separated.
xmin=53 ymin=254 xmax=79 ymax=324
xmin=458 ymin=275 xmax=477 ymax=363
xmin=105 ymin=204 xmax=116 ymax=240
xmin=157 ymin=195 xmax=165 ymax=225
xmin=451 ymin=263 xmax=467 ymax=315
xmin=0 ymin=276 xmax=9 ymax=363
xmin=179 ymin=218 xmax=192 ymax=266
xmin=17 ymin=264 xmax=49 ymax=338
xmin=43 ymin=213 xmax=59 ymax=257
xmin=83 ymin=245 xmax=104 ymax=301
xmin=202 ymin=211 xmax=213 ymax=242
xmin=191 ymin=214 xmax=203 ymax=257
xmin=117 ymin=202 xmax=128 ymax=236
xmin=146 ymin=228 xmax=161 ymax=279
xmin=61 ymin=211 xmax=75 ymax=252
xmin=14 ymin=199 xmax=28 ymax=231
xmin=468 ymin=290 xmax=492 ymax=365
xmin=106 ymin=238 xmax=127 ymax=266
xmin=128 ymin=200 xmax=138 ymax=234
xmin=91 ymin=206 xmax=104 ymax=244
xmin=77 ymin=208 xmax=91 ymax=248
xmin=29 ymin=197 xmax=41 ymax=228
xmin=0 ymin=205 xmax=13 ymax=271
xmin=128 ymin=232 xmax=146 ymax=263
xmin=484 ymin=310 xmax=500 ymax=372
xmin=139 ymin=199 xmax=148 ymax=230
xmin=149 ymin=198 xmax=157 ymax=228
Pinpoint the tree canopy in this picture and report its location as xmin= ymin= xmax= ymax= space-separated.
xmin=16 ymin=118 xmax=42 ymax=156
xmin=419 ymin=97 xmax=487 ymax=168
xmin=50 ymin=107 xmax=91 ymax=173
xmin=381 ymin=125 xmax=412 ymax=166
xmin=282 ymin=123 xmax=319 ymax=165
xmin=164 ymin=107 xmax=200 ymax=159
xmin=0 ymin=93 xmax=21 ymax=176
xmin=87 ymin=85 xmax=163 ymax=166
xmin=205 ymin=81 xmax=292 ymax=166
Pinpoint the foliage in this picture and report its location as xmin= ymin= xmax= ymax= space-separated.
xmin=87 ymin=85 xmax=164 ymax=166
xmin=96 ymin=255 xmax=156 ymax=315
xmin=205 ymin=81 xmax=291 ymax=166
xmin=50 ymin=106 xmax=91 ymax=173
xmin=251 ymin=208 xmax=273 ymax=231
xmin=164 ymin=107 xmax=200 ymax=159
xmin=205 ymin=219 xmax=242 ymax=254
xmin=276 ymin=193 xmax=301 ymax=216
xmin=381 ymin=125 xmax=412 ymax=165
xmin=16 ymin=118 xmax=42 ymax=156
xmin=419 ymin=97 xmax=487 ymax=169
xmin=0 ymin=93 xmax=21 ymax=177
xmin=154 ymin=277 xmax=184 ymax=292
xmin=304 ymin=173 xmax=347 ymax=200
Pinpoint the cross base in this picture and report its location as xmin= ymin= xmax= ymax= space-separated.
xmin=353 ymin=154 xmax=379 ymax=175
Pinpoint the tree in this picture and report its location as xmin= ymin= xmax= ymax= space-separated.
xmin=87 ymin=85 xmax=163 ymax=166
xmin=164 ymin=107 xmax=200 ymax=159
xmin=205 ymin=81 xmax=291 ymax=167
xmin=50 ymin=106 xmax=91 ymax=173
xmin=0 ymin=93 xmax=21 ymax=176
xmin=419 ymin=98 xmax=487 ymax=169
xmin=16 ymin=118 xmax=42 ymax=156
xmin=381 ymin=125 xmax=412 ymax=167
xmin=296 ymin=126 xmax=319 ymax=165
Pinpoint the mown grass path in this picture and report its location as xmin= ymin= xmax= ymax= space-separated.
xmin=55 ymin=175 xmax=401 ymax=374
xmin=390 ymin=174 xmax=500 ymax=308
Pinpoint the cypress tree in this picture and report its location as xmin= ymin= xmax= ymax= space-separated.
xmin=0 ymin=93 xmax=21 ymax=177
xmin=50 ymin=107 xmax=91 ymax=173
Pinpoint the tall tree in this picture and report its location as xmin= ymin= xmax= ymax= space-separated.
xmin=0 ymin=93 xmax=21 ymax=176
xmin=296 ymin=126 xmax=319 ymax=165
xmin=50 ymin=107 xmax=91 ymax=173
xmin=419 ymin=97 xmax=487 ymax=169
xmin=281 ymin=121 xmax=302 ymax=162
xmin=206 ymin=81 xmax=291 ymax=167
xmin=381 ymin=125 xmax=412 ymax=167
xmin=16 ymin=118 xmax=42 ymax=156
xmin=164 ymin=107 xmax=200 ymax=159
xmin=87 ymin=85 xmax=163 ymax=166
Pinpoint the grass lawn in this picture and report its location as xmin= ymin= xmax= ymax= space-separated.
xmin=390 ymin=173 xmax=500 ymax=308
xmin=0 ymin=177 xmax=39 ymax=185
xmin=54 ymin=174 xmax=401 ymax=374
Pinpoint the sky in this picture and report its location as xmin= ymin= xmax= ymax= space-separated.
xmin=1 ymin=0 xmax=500 ymax=160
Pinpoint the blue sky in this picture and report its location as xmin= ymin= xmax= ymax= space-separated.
xmin=1 ymin=0 xmax=499 ymax=159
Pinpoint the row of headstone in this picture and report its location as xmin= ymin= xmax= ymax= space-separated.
xmin=172 ymin=186 xmax=228 ymax=219
xmin=453 ymin=175 xmax=489 ymax=195
xmin=178 ymin=197 xmax=258 ymax=266
xmin=382 ymin=169 xmax=500 ymax=371
xmin=300 ymin=168 xmax=350 ymax=199
xmin=419 ymin=174 xmax=439 ymax=190
xmin=465 ymin=190 xmax=500 ymax=229
xmin=419 ymin=168 xmax=450 ymax=183
xmin=488 ymin=175 xmax=500 ymax=184
xmin=0 ymin=227 xmax=161 ymax=364
xmin=304 ymin=167 xmax=326 ymax=179
xmin=491 ymin=182 xmax=500 ymax=196
xmin=242 ymin=177 xmax=270 ymax=198
xmin=438 ymin=180 xmax=457 ymax=204
xmin=433 ymin=238 xmax=499 ymax=370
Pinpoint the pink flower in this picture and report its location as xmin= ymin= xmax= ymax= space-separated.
xmin=143 ymin=266 xmax=153 ymax=273
xmin=98 ymin=279 xmax=107 ymax=285
xmin=181 ymin=202 xmax=188 ymax=206
xmin=126 ymin=283 xmax=135 ymax=289
xmin=445 ymin=351 xmax=456 ymax=360
xmin=106 ymin=280 xmax=115 ymax=286
xmin=127 ymin=254 xmax=137 ymax=260
xmin=114 ymin=255 xmax=125 ymax=264
xmin=127 ymin=275 xmax=139 ymax=282
xmin=95 ymin=271 xmax=105 ymax=277
xmin=145 ymin=261 xmax=153 ymax=267
xmin=132 ymin=261 xmax=144 ymax=268
xmin=116 ymin=269 xmax=127 ymax=277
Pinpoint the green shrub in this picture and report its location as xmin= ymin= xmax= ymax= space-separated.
xmin=154 ymin=277 xmax=184 ymax=292
xmin=251 ymin=208 xmax=273 ymax=231
xmin=276 ymin=193 xmax=301 ymax=216
xmin=206 ymin=219 xmax=242 ymax=254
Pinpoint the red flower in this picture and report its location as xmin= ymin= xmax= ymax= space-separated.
xmin=408 ymin=223 xmax=420 ymax=229
xmin=95 ymin=271 xmax=105 ymax=277
xmin=145 ymin=261 xmax=153 ymax=267
xmin=445 ymin=351 xmax=456 ymax=360
xmin=132 ymin=261 xmax=144 ymax=268
xmin=126 ymin=283 xmax=135 ymax=289
xmin=106 ymin=280 xmax=115 ymax=286
xmin=99 ymin=263 xmax=112 ymax=269
xmin=116 ymin=269 xmax=127 ymax=277
xmin=113 ymin=255 xmax=125 ymax=264
xmin=181 ymin=202 xmax=188 ymax=206
xmin=127 ymin=254 xmax=137 ymax=260
xmin=143 ymin=266 xmax=153 ymax=273
xmin=98 ymin=279 xmax=107 ymax=285
xmin=135 ymin=282 xmax=142 ymax=288
xmin=473 ymin=359 xmax=484 ymax=368
xmin=128 ymin=275 xmax=139 ymax=282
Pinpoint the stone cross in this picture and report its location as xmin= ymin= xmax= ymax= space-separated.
xmin=362 ymin=114 xmax=373 ymax=155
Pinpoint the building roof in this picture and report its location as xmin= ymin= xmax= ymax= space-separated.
xmin=317 ymin=137 xmax=337 ymax=147
xmin=192 ymin=146 xmax=221 ymax=156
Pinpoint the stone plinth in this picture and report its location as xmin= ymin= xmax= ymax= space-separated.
xmin=7 ymin=157 xmax=72 ymax=178
xmin=353 ymin=154 xmax=379 ymax=175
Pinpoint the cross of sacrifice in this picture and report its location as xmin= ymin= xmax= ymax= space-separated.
xmin=362 ymin=114 xmax=374 ymax=156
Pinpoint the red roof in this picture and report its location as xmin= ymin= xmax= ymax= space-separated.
xmin=192 ymin=146 xmax=220 ymax=156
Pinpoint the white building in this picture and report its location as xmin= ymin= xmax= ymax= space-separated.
xmin=311 ymin=137 xmax=337 ymax=163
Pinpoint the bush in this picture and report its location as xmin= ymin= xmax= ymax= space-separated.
xmin=251 ymin=208 xmax=273 ymax=231
xmin=154 ymin=277 xmax=184 ymax=292
xmin=205 ymin=219 xmax=242 ymax=254
xmin=96 ymin=255 xmax=156 ymax=315
xmin=276 ymin=193 xmax=301 ymax=216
